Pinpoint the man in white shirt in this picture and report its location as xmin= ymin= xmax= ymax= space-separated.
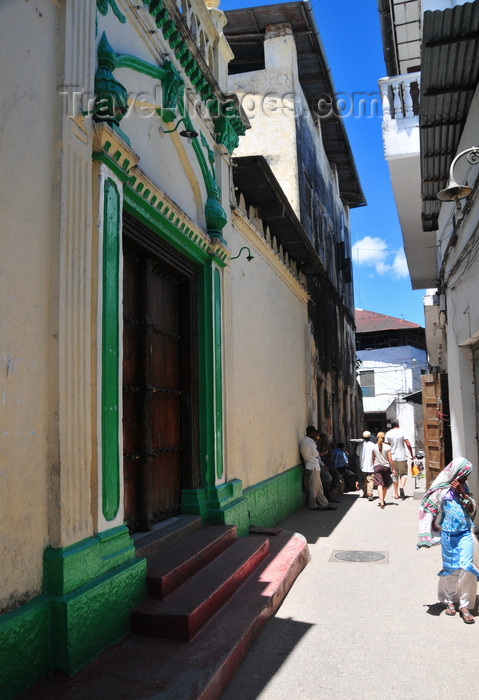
xmin=385 ymin=419 xmax=414 ymax=500
xmin=299 ymin=427 xmax=336 ymax=511
xmin=357 ymin=431 xmax=375 ymax=500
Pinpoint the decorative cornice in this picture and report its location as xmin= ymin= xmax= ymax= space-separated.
xmin=92 ymin=123 xmax=229 ymax=266
xmin=145 ymin=0 xmax=246 ymax=151
xmin=92 ymin=122 xmax=140 ymax=178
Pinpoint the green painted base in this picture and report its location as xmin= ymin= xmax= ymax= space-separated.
xmin=182 ymin=465 xmax=305 ymax=537
xmin=0 ymin=596 xmax=50 ymax=700
xmin=0 ymin=526 xmax=146 ymax=698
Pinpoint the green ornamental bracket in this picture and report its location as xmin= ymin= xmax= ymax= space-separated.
xmin=159 ymin=61 xmax=185 ymax=123
xmin=94 ymin=32 xmax=129 ymax=126
xmin=97 ymin=0 xmax=127 ymax=23
xmin=95 ymin=31 xmax=228 ymax=241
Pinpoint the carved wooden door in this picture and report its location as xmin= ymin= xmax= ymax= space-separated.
xmin=122 ymin=217 xmax=199 ymax=532
xmin=421 ymin=373 xmax=451 ymax=488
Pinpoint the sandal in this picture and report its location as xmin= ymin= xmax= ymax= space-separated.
xmin=445 ymin=603 xmax=456 ymax=616
xmin=460 ymin=609 xmax=475 ymax=624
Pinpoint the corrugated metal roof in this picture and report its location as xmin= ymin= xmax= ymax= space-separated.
xmin=355 ymin=309 xmax=421 ymax=332
xmin=223 ymin=1 xmax=366 ymax=209
xmin=420 ymin=0 xmax=479 ymax=231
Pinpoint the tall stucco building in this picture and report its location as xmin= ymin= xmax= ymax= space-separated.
xmin=0 ymin=0 xmax=364 ymax=695
xmin=224 ymin=2 xmax=366 ymax=444
xmin=377 ymin=0 xmax=479 ymax=489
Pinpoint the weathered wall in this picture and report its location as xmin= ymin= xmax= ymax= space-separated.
xmin=0 ymin=0 xmax=64 ymax=613
xmin=227 ymin=24 xmax=300 ymax=215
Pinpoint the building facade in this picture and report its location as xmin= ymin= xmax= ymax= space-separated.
xmin=377 ymin=0 xmax=479 ymax=489
xmin=356 ymin=310 xmax=427 ymax=449
xmin=224 ymin=2 xmax=366 ymax=445
xmin=0 ymin=0 xmax=364 ymax=695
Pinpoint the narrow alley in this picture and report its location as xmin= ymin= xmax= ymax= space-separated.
xmin=220 ymin=484 xmax=479 ymax=700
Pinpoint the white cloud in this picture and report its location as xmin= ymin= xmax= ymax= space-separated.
xmin=352 ymin=236 xmax=408 ymax=280
xmin=391 ymin=248 xmax=409 ymax=279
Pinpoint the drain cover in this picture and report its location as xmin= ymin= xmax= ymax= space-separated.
xmin=331 ymin=550 xmax=387 ymax=563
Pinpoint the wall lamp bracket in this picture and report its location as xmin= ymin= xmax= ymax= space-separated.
xmin=229 ymin=246 xmax=254 ymax=262
xmin=160 ymin=117 xmax=198 ymax=139
xmin=437 ymin=146 xmax=479 ymax=201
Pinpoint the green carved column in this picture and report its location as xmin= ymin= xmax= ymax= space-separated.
xmin=102 ymin=178 xmax=121 ymax=521
xmin=214 ymin=267 xmax=224 ymax=479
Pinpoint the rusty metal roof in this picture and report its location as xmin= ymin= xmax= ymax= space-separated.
xmin=224 ymin=1 xmax=366 ymax=209
xmin=355 ymin=309 xmax=421 ymax=332
xmin=420 ymin=0 xmax=479 ymax=231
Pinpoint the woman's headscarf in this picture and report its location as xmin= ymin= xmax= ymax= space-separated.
xmin=417 ymin=457 xmax=474 ymax=548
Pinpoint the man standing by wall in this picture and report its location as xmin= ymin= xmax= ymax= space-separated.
xmin=357 ymin=431 xmax=376 ymax=501
xmin=299 ymin=427 xmax=336 ymax=511
xmin=385 ymin=419 xmax=414 ymax=500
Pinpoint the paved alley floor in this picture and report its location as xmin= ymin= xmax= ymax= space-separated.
xmin=220 ymin=483 xmax=479 ymax=700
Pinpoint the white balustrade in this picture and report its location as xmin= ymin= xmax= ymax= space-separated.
xmin=378 ymin=72 xmax=421 ymax=122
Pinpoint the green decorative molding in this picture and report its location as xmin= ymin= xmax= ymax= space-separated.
xmin=43 ymin=525 xmax=135 ymax=596
xmin=214 ymin=115 xmax=240 ymax=154
xmin=100 ymin=40 xmax=228 ymax=241
xmin=0 ymin=526 xmax=146 ymax=696
xmin=94 ymin=32 xmax=129 ymax=126
xmin=144 ymin=0 xmax=246 ymax=151
xmin=181 ymin=467 xmax=305 ymax=537
xmin=43 ymin=525 xmax=145 ymax=674
xmin=97 ymin=0 xmax=127 ymax=24
xmin=161 ymin=60 xmax=185 ymax=122
xmin=102 ymin=178 xmax=121 ymax=521
xmin=214 ymin=267 xmax=224 ymax=478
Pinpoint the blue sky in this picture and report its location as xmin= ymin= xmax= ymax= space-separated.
xmin=221 ymin=0 xmax=427 ymax=327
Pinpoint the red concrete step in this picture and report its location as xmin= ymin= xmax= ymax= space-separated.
xmin=146 ymin=524 xmax=237 ymax=599
xmin=18 ymin=530 xmax=310 ymax=700
xmin=130 ymin=535 xmax=270 ymax=640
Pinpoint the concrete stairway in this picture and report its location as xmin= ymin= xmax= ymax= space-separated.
xmin=130 ymin=524 xmax=270 ymax=640
xmin=18 ymin=517 xmax=310 ymax=700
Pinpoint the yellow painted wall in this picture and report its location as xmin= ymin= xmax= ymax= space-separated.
xmin=0 ymin=0 xmax=63 ymax=611
xmin=224 ymin=211 xmax=309 ymax=489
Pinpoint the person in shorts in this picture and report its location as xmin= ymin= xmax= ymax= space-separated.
xmin=385 ymin=419 xmax=414 ymax=499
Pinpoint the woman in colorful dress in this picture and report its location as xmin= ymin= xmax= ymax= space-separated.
xmin=417 ymin=457 xmax=479 ymax=623
xmin=371 ymin=431 xmax=394 ymax=509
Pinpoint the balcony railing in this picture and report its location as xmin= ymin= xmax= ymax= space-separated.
xmin=378 ymin=72 xmax=421 ymax=121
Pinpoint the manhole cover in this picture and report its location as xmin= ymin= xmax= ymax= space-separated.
xmin=330 ymin=550 xmax=387 ymax=563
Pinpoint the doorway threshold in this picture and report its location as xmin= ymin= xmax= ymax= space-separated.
xmin=132 ymin=514 xmax=202 ymax=559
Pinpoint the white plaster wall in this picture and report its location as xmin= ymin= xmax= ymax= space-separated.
xmin=358 ymin=345 xmax=427 ymax=449
xmin=0 ymin=0 xmax=63 ymax=609
xmin=223 ymin=217 xmax=309 ymax=489
xmin=436 ymin=85 xmax=479 ymax=497
xmin=227 ymin=30 xmax=301 ymax=216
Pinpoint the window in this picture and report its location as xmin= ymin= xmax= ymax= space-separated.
xmin=359 ymin=370 xmax=375 ymax=397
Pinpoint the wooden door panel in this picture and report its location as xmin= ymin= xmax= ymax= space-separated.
xmin=149 ymin=394 xmax=181 ymax=446
xmin=148 ymin=333 xmax=180 ymax=388
xmin=148 ymin=268 xmax=180 ymax=333
xmin=148 ymin=453 xmax=181 ymax=517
